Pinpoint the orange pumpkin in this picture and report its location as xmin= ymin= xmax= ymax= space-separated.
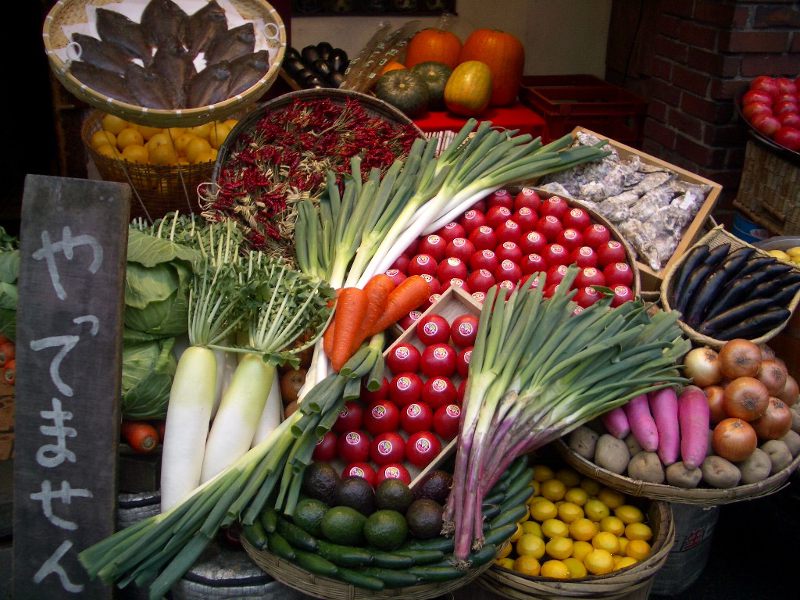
xmin=444 ymin=61 xmax=492 ymax=117
xmin=458 ymin=29 xmax=524 ymax=106
xmin=378 ymin=60 xmax=406 ymax=76
xmin=405 ymin=28 xmax=462 ymax=69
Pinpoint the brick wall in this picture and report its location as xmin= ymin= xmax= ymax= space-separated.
xmin=608 ymin=0 xmax=800 ymax=205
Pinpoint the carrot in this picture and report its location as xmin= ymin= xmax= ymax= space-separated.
xmin=121 ymin=421 xmax=159 ymax=454
xmin=623 ymin=394 xmax=659 ymax=452
xmin=330 ymin=287 xmax=369 ymax=372
xmin=678 ymin=385 xmax=710 ymax=469
xmin=649 ymin=388 xmax=680 ymax=465
xmin=601 ymin=406 xmax=630 ymax=439
xmin=350 ymin=274 xmax=396 ymax=353
xmin=369 ymin=275 xmax=432 ymax=336
xmin=323 ymin=316 xmax=336 ymax=360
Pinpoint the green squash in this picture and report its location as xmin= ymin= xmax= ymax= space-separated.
xmin=375 ymin=70 xmax=430 ymax=118
xmin=411 ymin=61 xmax=453 ymax=109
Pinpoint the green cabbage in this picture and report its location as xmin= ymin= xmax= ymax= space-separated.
xmin=121 ymin=336 xmax=178 ymax=419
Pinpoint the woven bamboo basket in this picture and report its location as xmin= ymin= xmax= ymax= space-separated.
xmin=660 ymin=225 xmax=800 ymax=349
xmin=554 ymin=439 xmax=800 ymax=506
xmin=241 ymin=537 xmax=494 ymax=600
xmin=478 ymin=501 xmax=674 ymax=600
xmin=43 ymin=0 xmax=286 ymax=127
xmin=81 ymin=110 xmax=213 ymax=220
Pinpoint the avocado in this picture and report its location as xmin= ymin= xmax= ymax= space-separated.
xmin=406 ymin=498 xmax=444 ymax=540
xmin=320 ymin=505 xmax=367 ymax=546
xmin=363 ymin=510 xmax=408 ymax=551
xmin=413 ymin=470 xmax=452 ymax=505
xmin=335 ymin=477 xmax=376 ymax=516
xmin=375 ymin=478 xmax=414 ymax=513
xmin=302 ymin=462 xmax=340 ymax=505
xmin=293 ymin=498 xmax=328 ymax=537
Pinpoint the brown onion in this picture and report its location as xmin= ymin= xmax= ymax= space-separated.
xmin=719 ymin=339 xmax=762 ymax=379
xmin=751 ymin=397 xmax=792 ymax=441
xmin=723 ymin=377 xmax=769 ymax=421
xmin=684 ymin=347 xmax=722 ymax=387
xmin=760 ymin=344 xmax=776 ymax=360
xmin=705 ymin=385 xmax=727 ymax=425
xmin=778 ymin=375 xmax=799 ymax=407
xmin=712 ymin=418 xmax=757 ymax=462
xmin=757 ymin=359 xmax=788 ymax=396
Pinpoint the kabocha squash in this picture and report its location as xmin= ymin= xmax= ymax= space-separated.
xmin=378 ymin=60 xmax=406 ymax=76
xmin=405 ymin=28 xmax=462 ymax=69
xmin=411 ymin=61 xmax=452 ymax=109
xmin=444 ymin=61 xmax=492 ymax=117
xmin=375 ymin=69 xmax=430 ymax=118
xmin=458 ymin=29 xmax=524 ymax=106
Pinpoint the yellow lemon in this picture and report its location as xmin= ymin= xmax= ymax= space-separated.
xmin=521 ymin=521 xmax=542 ymax=537
xmin=223 ymin=118 xmax=238 ymax=129
xmin=149 ymin=143 xmax=179 ymax=165
xmin=618 ymin=537 xmax=629 ymax=555
xmin=563 ymin=557 xmax=587 ymax=578
xmin=599 ymin=516 xmax=625 ymax=536
xmin=530 ymin=499 xmax=558 ymax=522
xmin=592 ymin=531 xmax=620 ymax=554
xmin=177 ymin=158 xmax=190 ymax=165
xmin=189 ymin=123 xmax=213 ymax=139
xmin=91 ymin=129 xmax=117 ymax=149
xmin=495 ymin=557 xmax=514 ymax=569
xmin=614 ymin=505 xmax=644 ymax=525
xmin=496 ymin=541 xmax=513 ymax=560
xmin=541 ymin=518 xmax=569 ymax=539
xmin=555 ymin=469 xmax=581 ymax=488
xmin=540 ymin=559 xmax=570 ymax=579
xmin=564 ymin=487 xmax=588 ymax=506
xmin=625 ymin=539 xmax=651 ymax=561
xmin=121 ymin=144 xmax=148 ymax=164
xmin=557 ymin=502 xmax=584 ymax=524
xmin=174 ymin=132 xmax=197 ymax=156
xmin=625 ymin=522 xmax=653 ymax=541
xmin=146 ymin=133 xmax=176 ymax=153
xmin=541 ymin=479 xmax=567 ymax=502
xmin=513 ymin=555 xmax=540 ymax=576
xmin=135 ymin=124 xmax=162 ymax=141
xmin=786 ymin=246 xmax=800 ymax=257
xmin=116 ymin=127 xmax=144 ymax=150
xmin=516 ymin=534 xmax=545 ymax=559
xmin=101 ymin=113 xmax=128 ymax=135
xmin=584 ymin=499 xmax=610 ymax=521
xmin=94 ymin=143 xmax=119 ymax=158
xmin=530 ymin=480 xmax=540 ymax=496
xmin=208 ymin=123 xmax=231 ymax=149
xmin=545 ymin=536 xmax=573 ymax=560
xmin=532 ymin=465 xmax=554 ymax=482
xmin=528 ymin=495 xmax=547 ymax=507
xmin=168 ymin=127 xmax=187 ymax=138
xmin=597 ymin=488 xmax=625 ymax=509
xmin=584 ymin=549 xmax=614 ymax=575
xmin=614 ymin=556 xmax=638 ymax=571
xmin=568 ymin=518 xmax=598 ymax=542
xmin=510 ymin=523 xmax=524 ymax=543
xmin=579 ymin=478 xmax=601 ymax=496
xmin=767 ymin=249 xmax=791 ymax=262
xmin=571 ymin=540 xmax=594 ymax=561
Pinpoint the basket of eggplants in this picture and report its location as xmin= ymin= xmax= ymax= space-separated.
xmin=282 ymin=42 xmax=349 ymax=89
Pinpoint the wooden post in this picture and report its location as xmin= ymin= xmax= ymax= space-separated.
xmin=13 ymin=175 xmax=130 ymax=599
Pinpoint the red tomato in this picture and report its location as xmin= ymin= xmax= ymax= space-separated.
xmin=408 ymin=254 xmax=438 ymax=277
xmin=337 ymin=430 xmax=371 ymax=463
xmin=743 ymin=89 xmax=773 ymax=105
xmin=743 ymin=101 xmax=772 ymax=121
xmin=596 ymin=241 xmax=627 ymax=266
xmin=333 ymin=401 xmax=363 ymax=434
xmin=557 ymin=228 xmax=583 ymax=251
xmin=471 ymin=291 xmax=486 ymax=304
xmin=402 ymin=239 xmax=419 ymax=258
xmin=443 ymin=277 xmax=468 ymax=293
xmin=544 ymin=243 xmax=569 ymax=266
xmin=469 ymin=249 xmax=499 ymax=272
xmin=777 ymin=78 xmax=798 ymax=95
xmin=426 ymin=294 xmax=441 ymax=308
xmin=468 ymin=225 xmax=498 ymax=251
xmin=423 ymin=377 xmax=458 ymax=410
xmin=312 ymin=431 xmax=337 ymax=462
xmin=437 ymin=221 xmax=466 ymax=242
xmin=513 ymin=207 xmax=538 ymax=230
xmin=421 ymin=344 xmax=457 ymax=377
xmin=467 ymin=269 xmax=496 ymax=293
xmin=543 ymin=283 xmax=559 ymax=298
xmin=489 ymin=188 xmax=514 ymax=210
xmin=575 ymin=267 xmax=606 ymax=289
xmin=774 ymin=100 xmax=799 ymax=116
xmin=401 ymin=402 xmax=434 ymax=434
xmin=371 ymin=432 xmax=406 ymax=464
xmin=406 ymin=432 xmax=442 ymax=468
xmin=752 ymin=76 xmax=780 ymax=97
xmin=417 ymin=235 xmax=447 ymax=262
xmin=386 ymin=343 xmax=422 ymax=374
xmin=583 ymin=224 xmax=610 ymax=247
xmin=611 ymin=285 xmax=634 ymax=307
xmin=457 ymin=346 xmax=472 ymax=377
xmin=364 ymin=400 xmax=401 ymax=435
xmin=433 ymin=404 xmax=461 ymax=440
xmin=451 ymin=314 xmax=479 ymax=347
xmin=446 ymin=237 xmax=475 ymax=263
xmin=514 ymin=188 xmax=542 ymax=212
xmin=390 ymin=255 xmax=410 ymax=273
xmin=399 ymin=310 xmax=424 ymax=330
xmin=574 ymin=286 xmax=603 ymax=308
xmin=486 ymin=205 xmax=513 ymax=230
xmin=457 ymin=379 xmax=467 ymax=402
xmin=536 ymin=215 xmax=564 ymax=242
xmin=547 ymin=264 xmax=569 ymax=287
xmin=495 ymin=259 xmax=523 ymax=283
xmin=361 ymin=377 xmax=390 ymax=404
xmin=495 ymin=220 xmax=523 ymax=245
xmin=774 ymin=126 xmax=800 ymax=151
xmin=375 ymin=463 xmax=411 ymax=486
xmin=520 ymin=231 xmax=547 ymax=255
xmin=437 ymin=257 xmax=468 ymax=281
xmin=570 ymin=246 xmax=598 ymax=268
xmin=563 ymin=207 xmax=591 ymax=231
xmin=389 ymin=373 xmax=423 ymax=406
xmin=495 ymin=241 xmax=523 ymax=264
xmin=521 ymin=253 xmax=548 ymax=275
xmin=540 ymin=196 xmax=569 ymax=220
xmin=498 ymin=280 xmax=517 ymax=294
xmin=342 ymin=462 xmax=377 ymax=487
xmin=419 ymin=274 xmax=441 ymax=296
xmin=779 ymin=112 xmax=800 ymax=128
xmin=460 ymin=209 xmax=487 ymax=233
xmin=385 ymin=268 xmax=407 ymax=286
xmin=604 ymin=262 xmax=634 ymax=287
xmin=417 ymin=314 xmax=450 ymax=345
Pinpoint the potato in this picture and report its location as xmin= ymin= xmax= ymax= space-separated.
xmin=594 ymin=434 xmax=630 ymax=474
xmin=701 ymin=455 xmax=741 ymax=488
xmin=665 ymin=462 xmax=702 ymax=488
xmin=627 ymin=451 xmax=665 ymax=483
xmin=624 ymin=433 xmax=642 ymax=457
xmin=780 ymin=429 xmax=800 ymax=457
xmin=569 ymin=426 xmax=599 ymax=460
xmin=791 ymin=407 xmax=800 ymax=434
xmin=761 ymin=439 xmax=793 ymax=474
xmin=737 ymin=448 xmax=771 ymax=484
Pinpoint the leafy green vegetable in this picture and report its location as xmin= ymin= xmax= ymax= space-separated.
xmin=0 ymin=226 xmax=19 ymax=340
xmin=121 ymin=336 xmax=178 ymax=419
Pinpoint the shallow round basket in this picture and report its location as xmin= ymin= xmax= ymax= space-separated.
xmin=660 ymin=225 xmax=800 ymax=350
xmin=555 ymin=439 xmax=800 ymax=506
xmin=241 ymin=537 xmax=492 ymax=600
xmin=479 ymin=501 xmax=674 ymax=600
xmin=44 ymin=0 xmax=286 ymax=127
xmin=82 ymin=110 xmax=212 ymax=220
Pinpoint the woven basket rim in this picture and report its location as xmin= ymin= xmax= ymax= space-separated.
xmin=555 ymin=438 xmax=800 ymax=506
xmin=43 ymin=0 xmax=286 ymax=128
xmin=659 ymin=225 xmax=800 ymax=349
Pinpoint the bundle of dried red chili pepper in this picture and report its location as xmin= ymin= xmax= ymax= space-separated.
xmin=202 ymin=97 xmax=419 ymax=252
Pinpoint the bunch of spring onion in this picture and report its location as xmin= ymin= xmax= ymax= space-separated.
xmin=79 ymin=345 xmax=383 ymax=600
xmin=446 ymin=267 xmax=690 ymax=565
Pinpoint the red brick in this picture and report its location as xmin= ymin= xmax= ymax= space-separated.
xmin=721 ymin=31 xmax=790 ymax=53
xmin=650 ymin=56 xmax=673 ymax=81
xmin=668 ymin=107 xmax=704 ymax=140
xmin=710 ymin=170 xmax=746 ymax=191
xmin=648 ymin=100 xmax=670 ymax=123
xmin=664 ymin=0 xmax=695 ymax=19
xmin=733 ymin=6 xmax=752 ymax=28
xmin=681 ymin=93 xmax=734 ymax=124
xmin=679 ymin=22 xmax=718 ymax=51
xmin=741 ymin=54 xmax=800 ymax=77
xmin=709 ymin=78 xmax=749 ymax=101
xmin=793 ymin=32 xmax=800 ymax=52
xmin=643 ymin=118 xmax=677 ymax=150
xmin=675 ymin=134 xmax=727 ymax=168
xmin=654 ymin=35 xmax=689 ymax=64
xmin=647 ymin=78 xmax=682 ymax=108
xmin=688 ymin=48 xmax=740 ymax=78
xmin=703 ymin=124 xmax=748 ymax=146
xmin=656 ymin=14 xmax=682 ymax=39
xmin=726 ymin=146 xmax=747 ymax=166
xmin=693 ymin=1 xmax=736 ymax=27
xmin=754 ymin=5 xmax=800 ymax=28
xmin=671 ymin=65 xmax=710 ymax=96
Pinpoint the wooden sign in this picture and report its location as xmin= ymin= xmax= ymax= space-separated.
xmin=13 ymin=175 xmax=130 ymax=599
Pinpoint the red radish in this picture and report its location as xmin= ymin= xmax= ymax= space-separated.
xmin=457 ymin=379 xmax=467 ymax=402
xmin=419 ymin=274 xmax=441 ymax=296
xmin=342 ymin=463 xmax=377 ymax=487
xmin=544 ymin=243 xmax=569 ymax=266
xmin=390 ymin=255 xmax=410 ymax=273
xmin=371 ymin=432 xmax=405 ymax=465
xmin=421 ymin=344 xmax=457 ymax=377
xmin=649 ymin=388 xmax=680 ymax=466
xmin=573 ymin=286 xmax=602 ymax=308
xmin=437 ymin=221 xmax=466 ymax=242
xmin=460 ymin=209 xmax=487 ymax=233
xmin=437 ymin=257 xmax=468 ymax=281
xmin=570 ymin=246 xmax=598 ymax=268
xmin=546 ymin=264 xmax=569 ymax=287
xmin=471 ymin=291 xmax=486 ymax=304
xmin=375 ymin=464 xmax=411 ymax=486
xmin=495 ymin=260 xmax=522 ymax=283
xmin=417 ymin=235 xmax=447 ymax=262
xmin=624 ymin=395 xmax=659 ymax=452
xmin=389 ymin=373 xmax=423 ymax=406
xmin=489 ymin=188 xmax=514 ymax=209
xmin=433 ymin=404 xmax=461 ymax=440
xmin=408 ymin=254 xmax=438 ymax=276
xmin=575 ymin=267 xmax=605 ymax=289
xmin=406 ymin=431 xmax=442 ymax=468
xmin=468 ymin=226 xmax=497 ymax=251
xmin=678 ymin=385 xmax=710 ymax=469
xmin=557 ymin=228 xmax=583 ymax=251
xmin=399 ymin=310 xmax=423 ymax=330
xmin=563 ymin=207 xmax=591 ymax=230
xmin=611 ymin=285 xmax=634 ymax=307
xmin=457 ymin=347 xmax=472 ymax=377
xmin=596 ymin=241 xmax=626 ymax=267
xmin=446 ymin=237 xmax=474 ymax=262
xmin=385 ymin=268 xmax=407 ymax=286
xmin=401 ymin=402 xmax=434 ymax=434
xmin=496 ymin=241 xmax=523 ymax=264
xmin=540 ymin=195 xmax=569 ymax=219
xmin=417 ymin=314 xmax=450 ymax=345
xmin=583 ymin=224 xmax=610 ymax=247
xmin=602 ymin=407 xmax=630 ymax=439
xmin=361 ymin=377 xmax=389 ymax=403
xmin=520 ymin=231 xmax=547 ymax=255
xmin=486 ymin=206 xmax=512 ymax=229
xmin=495 ymin=220 xmax=522 ymax=245
xmin=364 ymin=400 xmax=401 ymax=435
xmin=514 ymin=187 xmax=542 ymax=212
xmin=467 ymin=269 xmax=496 ymax=293
xmin=312 ymin=431 xmax=337 ymax=461
xmin=402 ymin=239 xmax=419 ymax=258
xmin=536 ymin=215 xmax=563 ymax=242
xmin=386 ymin=343 xmax=421 ymax=374
xmin=337 ymin=430 xmax=371 ymax=463
xmin=604 ymin=262 xmax=634 ymax=287
xmin=443 ymin=278 xmax=468 ymax=293
xmin=333 ymin=401 xmax=363 ymax=433
xmin=521 ymin=253 xmax=548 ymax=275
xmin=423 ymin=376 xmax=458 ymax=410
xmin=469 ymin=249 xmax=499 ymax=272
xmin=513 ymin=207 xmax=537 ymax=230
xmin=451 ymin=314 xmax=479 ymax=347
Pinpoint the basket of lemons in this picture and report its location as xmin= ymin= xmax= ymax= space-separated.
xmin=81 ymin=110 xmax=238 ymax=220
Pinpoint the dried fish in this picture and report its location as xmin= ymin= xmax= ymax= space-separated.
xmin=95 ymin=8 xmax=153 ymax=66
xmin=187 ymin=62 xmax=232 ymax=107
xmin=227 ymin=50 xmax=270 ymax=96
xmin=204 ymin=23 xmax=255 ymax=66
xmin=186 ymin=0 xmax=228 ymax=57
xmin=125 ymin=63 xmax=178 ymax=109
xmin=69 ymin=61 xmax=134 ymax=104
xmin=152 ymin=44 xmax=196 ymax=106
xmin=141 ymin=0 xmax=189 ymax=48
xmin=70 ymin=33 xmax=133 ymax=76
